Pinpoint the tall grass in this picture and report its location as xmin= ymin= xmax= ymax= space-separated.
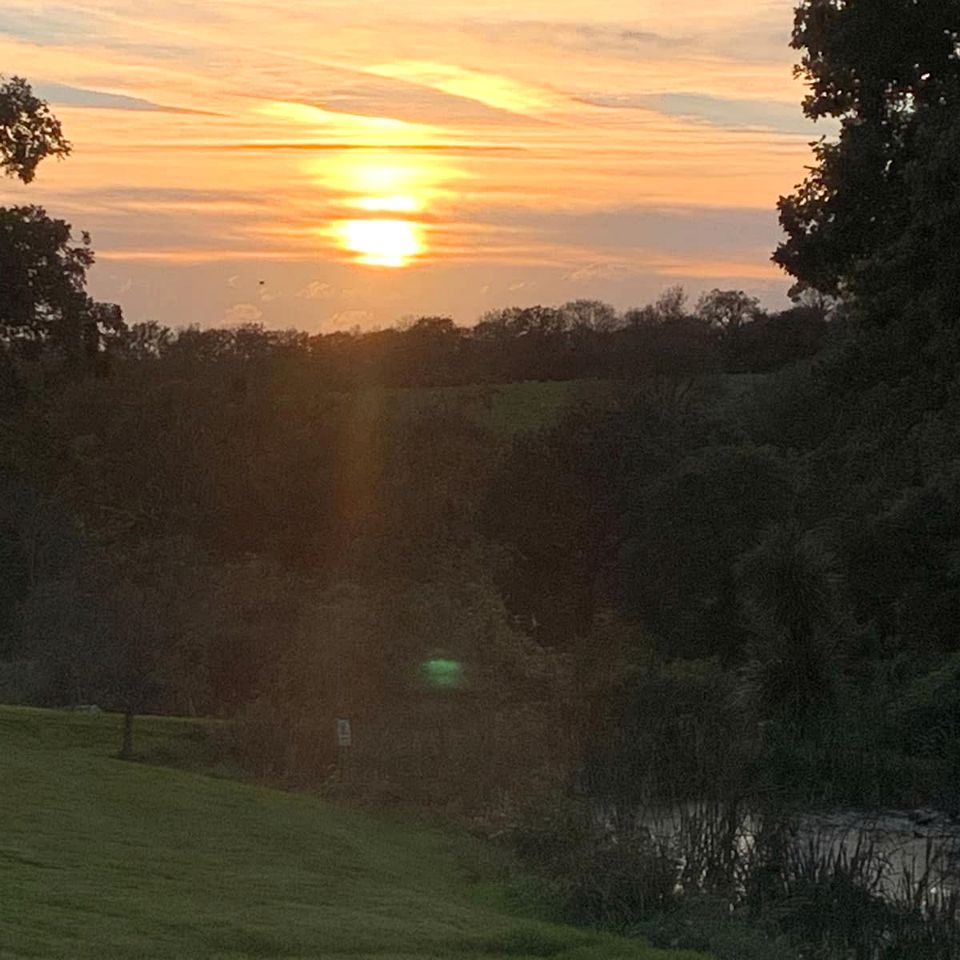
xmin=508 ymin=797 xmax=960 ymax=959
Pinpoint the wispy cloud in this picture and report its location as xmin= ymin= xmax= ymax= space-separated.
xmin=223 ymin=302 xmax=262 ymax=324
xmin=454 ymin=18 xmax=689 ymax=57
xmin=580 ymin=92 xmax=818 ymax=135
xmin=150 ymin=142 xmax=526 ymax=154
xmin=35 ymin=81 xmax=217 ymax=114
xmin=298 ymin=281 xmax=336 ymax=300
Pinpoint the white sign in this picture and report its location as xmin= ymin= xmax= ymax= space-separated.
xmin=335 ymin=717 xmax=352 ymax=748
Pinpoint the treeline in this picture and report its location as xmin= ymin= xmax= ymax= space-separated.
xmin=4 ymin=288 xmax=828 ymax=397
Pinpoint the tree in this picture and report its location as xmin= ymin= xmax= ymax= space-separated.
xmin=774 ymin=0 xmax=960 ymax=321
xmin=560 ymin=300 xmax=619 ymax=333
xmin=624 ymin=286 xmax=688 ymax=327
xmin=617 ymin=443 xmax=793 ymax=660
xmin=695 ymin=289 xmax=762 ymax=337
xmin=0 ymin=80 xmax=123 ymax=379
xmin=736 ymin=524 xmax=851 ymax=722
xmin=0 ymin=76 xmax=71 ymax=183
xmin=0 ymin=206 xmax=124 ymax=375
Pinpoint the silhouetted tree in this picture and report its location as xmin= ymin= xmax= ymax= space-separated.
xmin=774 ymin=0 xmax=960 ymax=322
xmin=0 ymin=206 xmax=124 ymax=376
xmin=624 ymin=286 xmax=688 ymax=327
xmin=560 ymin=299 xmax=619 ymax=332
xmin=0 ymin=76 xmax=70 ymax=183
xmin=696 ymin=289 xmax=762 ymax=337
xmin=0 ymin=81 xmax=123 ymax=380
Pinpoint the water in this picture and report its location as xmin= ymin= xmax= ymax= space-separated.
xmin=598 ymin=801 xmax=960 ymax=906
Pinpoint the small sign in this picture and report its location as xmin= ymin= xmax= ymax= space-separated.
xmin=335 ymin=717 xmax=352 ymax=748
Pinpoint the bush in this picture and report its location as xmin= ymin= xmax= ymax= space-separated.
xmin=634 ymin=896 xmax=799 ymax=960
xmin=504 ymin=793 xmax=679 ymax=930
xmin=220 ymin=700 xmax=337 ymax=786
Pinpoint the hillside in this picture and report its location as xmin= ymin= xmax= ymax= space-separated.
xmin=0 ymin=707 xmax=708 ymax=960
xmin=369 ymin=379 xmax=621 ymax=436
xmin=346 ymin=374 xmax=763 ymax=439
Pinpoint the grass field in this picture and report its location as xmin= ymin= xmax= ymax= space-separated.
xmin=1 ymin=706 xmax=708 ymax=960
xmin=334 ymin=379 xmax=621 ymax=439
xmin=331 ymin=373 xmax=768 ymax=447
xmin=382 ymin=375 xmax=766 ymax=436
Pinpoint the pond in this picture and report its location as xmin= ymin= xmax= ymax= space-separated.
xmin=596 ymin=800 xmax=960 ymax=908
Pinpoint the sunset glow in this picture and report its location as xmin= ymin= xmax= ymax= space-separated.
xmin=0 ymin=0 xmax=818 ymax=329
xmin=353 ymin=196 xmax=421 ymax=214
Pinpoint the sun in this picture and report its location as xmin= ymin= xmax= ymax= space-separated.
xmin=312 ymin=155 xmax=455 ymax=267
xmin=339 ymin=218 xmax=423 ymax=268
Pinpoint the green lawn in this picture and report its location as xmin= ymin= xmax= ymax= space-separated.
xmin=0 ymin=706 xmax=708 ymax=960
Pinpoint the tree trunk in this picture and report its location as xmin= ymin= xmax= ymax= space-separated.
xmin=119 ymin=710 xmax=134 ymax=760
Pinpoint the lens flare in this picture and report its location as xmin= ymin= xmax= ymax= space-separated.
xmin=421 ymin=657 xmax=464 ymax=690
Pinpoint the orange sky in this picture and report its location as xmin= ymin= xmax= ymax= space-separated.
xmin=0 ymin=1 xmax=824 ymax=330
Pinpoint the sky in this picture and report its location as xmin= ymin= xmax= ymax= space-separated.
xmin=0 ymin=1 xmax=825 ymax=332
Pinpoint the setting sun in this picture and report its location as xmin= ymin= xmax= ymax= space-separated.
xmin=315 ymin=156 xmax=447 ymax=267
xmin=339 ymin=218 xmax=423 ymax=267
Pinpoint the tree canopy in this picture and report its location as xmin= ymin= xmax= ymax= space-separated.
xmin=774 ymin=0 xmax=960 ymax=324
xmin=0 ymin=80 xmax=123 ymax=383
xmin=0 ymin=76 xmax=71 ymax=184
xmin=0 ymin=206 xmax=123 ymax=372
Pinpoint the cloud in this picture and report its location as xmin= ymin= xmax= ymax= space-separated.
xmin=648 ymin=255 xmax=783 ymax=280
xmin=367 ymin=61 xmax=566 ymax=117
xmin=480 ymin=205 xmax=781 ymax=261
xmin=0 ymin=5 xmax=198 ymax=59
xmin=223 ymin=303 xmax=263 ymax=324
xmin=565 ymin=262 xmax=643 ymax=282
xmin=457 ymin=19 xmax=687 ymax=58
xmin=0 ymin=8 xmax=97 ymax=45
xmin=580 ymin=92 xmax=815 ymax=134
xmin=34 ymin=82 xmax=215 ymax=114
xmin=298 ymin=280 xmax=335 ymax=300
xmin=295 ymin=73 xmax=545 ymax=127
xmin=162 ymin=141 xmax=524 ymax=155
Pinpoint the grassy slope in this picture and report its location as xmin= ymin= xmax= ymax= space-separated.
xmin=391 ymin=376 xmax=764 ymax=436
xmin=1 ymin=707 xmax=708 ymax=960
xmin=346 ymin=380 xmax=620 ymax=438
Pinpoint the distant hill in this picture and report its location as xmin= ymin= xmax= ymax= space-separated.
xmin=0 ymin=706 xmax=708 ymax=960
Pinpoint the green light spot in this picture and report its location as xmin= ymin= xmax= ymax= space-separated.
xmin=421 ymin=657 xmax=464 ymax=690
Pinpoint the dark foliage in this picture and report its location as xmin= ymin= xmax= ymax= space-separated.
xmin=775 ymin=0 xmax=960 ymax=326
xmin=0 ymin=76 xmax=70 ymax=183
xmin=0 ymin=206 xmax=125 ymax=380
